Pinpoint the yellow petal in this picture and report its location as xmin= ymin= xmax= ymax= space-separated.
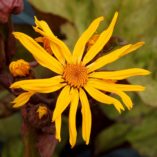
xmin=34 ymin=16 xmax=53 ymax=35
xmin=13 ymin=32 xmax=63 ymax=74
xmin=84 ymin=84 xmax=124 ymax=113
xmin=35 ymin=36 xmax=44 ymax=42
xmin=89 ymin=68 xmax=150 ymax=80
xmin=12 ymin=91 xmax=35 ymax=108
xmin=87 ymin=44 xmax=131 ymax=73
xmin=79 ymin=88 xmax=92 ymax=144
xmin=110 ymin=84 xmax=145 ymax=91
xmin=50 ymin=42 xmax=65 ymax=65
xmin=120 ymin=42 xmax=145 ymax=57
xmin=83 ymin=12 xmax=118 ymax=65
xmin=69 ymin=88 xmax=79 ymax=147
xmin=34 ymin=17 xmax=72 ymax=63
xmin=55 ymin=116 xmax=62 ymax=142
xmin=10 ymin=76 xmax=65 ymax=93
xmin=11 ymin=76 xmax=62 ymax=88
xmin=87 ymin=42 xmax=145 ymax=73
xmin=88 ymin=79 xmax=133 ymax=110
xmin=72 ymin=16 xmax=104 ymax=63
xmin=52 ymin=86 xmax=71 ymax=121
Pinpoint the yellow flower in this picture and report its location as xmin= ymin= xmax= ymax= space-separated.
xmin=10 ymin=12 xmax=150 ymax=147
xmin=9 ymin=59 xmax=30 ymax=77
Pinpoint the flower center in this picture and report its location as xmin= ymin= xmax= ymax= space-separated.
xmin=63 ymin=64 xmax=88 ymax=88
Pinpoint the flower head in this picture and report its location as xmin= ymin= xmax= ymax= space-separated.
xmin=9 ymin=59 xmax=30 ymax=77
xmin=10 ymin=12 xmax=150 ymax=147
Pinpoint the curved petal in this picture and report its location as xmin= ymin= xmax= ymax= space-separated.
xmin=35 ymin=37 xmax=44 ymax=42
xmin=34 ymin=17 xmax=72 ymax=63
xmin=87 ymin=44 xmax=131 ymax=73
xmin=50 ymin=42 xmax=65 ymax=64
xmin=10 ymin=76 xmax=65 ymax=93
xmin=120 ymin=42 xmax=144 ymax=56
xmin=88 ymin=79 xmax=133 ymax=110
xmin=89 ymin=68 xmax=150 ymax=80
xmin=36 ymin=36 xmax=65 ymax=64
xmin=110 ymin=84 xmax=145 ymax=91
xmin=79 ymin=88 xmax=92 ymax=144
xmin=84 ymin=83 xmax=124 ymax=113
xmin=13 ymin=32 xmax=63 ymax=74
xmin=52 ymin=85 xmax=71 ymax=121
xmin=34 ymin=16 xmax=53 ymax=35
xmin=83 ymin=12 xmax=118 ymax=65
xmin=55 ymin=116 xmax=62 ymax=142
xmin=87 ymin=42 xmax=144 ymax=73
xmin=69 ymin=88 xmax=79 ymax=148
xmin=12 ymin=91 xmax=35 ymax=108
xmin=72 ymin=16 xmax=104 ymax=63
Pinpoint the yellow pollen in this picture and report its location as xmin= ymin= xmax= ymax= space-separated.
xmin=63 ymin=64 xmax=88 ymax=88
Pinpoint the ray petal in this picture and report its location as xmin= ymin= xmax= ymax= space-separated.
xmin=120 ymin=42 xmax=144 ymax=56
xmin=52 ymin=86 xmax=71 ymax=121
xmin=10 ymin=76 xmax=65 ymax=93
xmin=111 ymin=84 xmax=145 ymax=91
xmin=83 ymin=12 xmax=118 ymax=65
xmin=35 ymin=36 xmax=44 ymax=42
xmin=55 ymin=116 xmax=62 ymax=142
xmin=50 ymin=42 xmax=65 ymax=64
xmin=88 ymin=79 xmax=133 ymax=110
xmin=87 ymin=44 xmax=131 ymax=73
xmin=88 ymin=78 xmax=145 ymax=91
xmin=87 ymin=42 xmax=145 ymax=73
xmin=12 ymin=91 xmax=35 ymax=108
xmin=72 ymin=16 xmax=104 ymax=63
xmin=34 ymin=17 xmax=72 ymax=63
xmin=13 ymin=32 xmax=63 ymax=74
xmin=34 ymin=16 xmax=52 ymax=35
xmin=69 ymin=88 xmax=79 ymax=147
xmin=89 ymin=68 xmax=150 ymax=80
xmin=84 ymin=84 xmax=124 ymax=113
xmin=79 ymin=88 xmax=92 ymax=144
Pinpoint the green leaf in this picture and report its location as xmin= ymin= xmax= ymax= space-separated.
xmin=61 ymin=23 xmax=78 ymax=50
xmin=0 ymin=113 xmax=22 ymax=141
xmin=29 ymin=0 xmax=95 ymax=35
xmin=0 ymin=90 xmax=10 ymax=100
xmin=2 ymin=138 xmax=23 ymax=157
xmin=95 ymin=123 xmax=131 ymax=155
xmin=128 ymin=77 xmax=157 ymax=107
xmin=126 ymin=110 xmax=157 ymax=157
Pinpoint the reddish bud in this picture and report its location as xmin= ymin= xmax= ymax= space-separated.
xmin=0 ymin=0 xmax=24 ymax=23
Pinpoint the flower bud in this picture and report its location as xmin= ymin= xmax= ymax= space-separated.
xmin=35 ymin=37 xmax=53 ymax=55
xmin=24 ymin=103 xmax=52 ymax=130
xmin=0 ymin=0 xmax=24 ymax=23
xmin=9 ymin=59 xmax=30 ymax=77
xmin=37 ymin=105 xmax=48 ymax=119
xmin=86 ymin=34 xmax=99 ymax=50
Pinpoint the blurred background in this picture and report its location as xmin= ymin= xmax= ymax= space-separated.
xmin=0 ymin=0 xmax=157 ymax=157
